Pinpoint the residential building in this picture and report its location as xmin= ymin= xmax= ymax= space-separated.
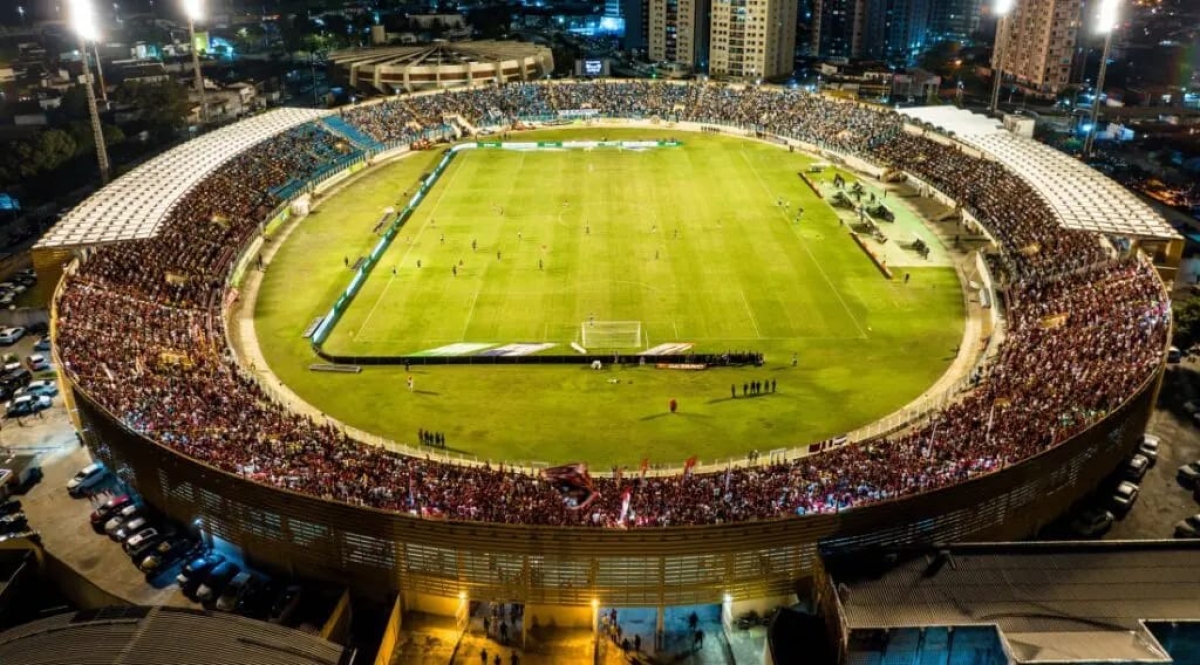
xmin=646 ymin=0 xmax=710 ymax=71
xmin=709 ymin=0 xmax=798 ymax=79
xmin=810 ymin=0 xmax=865 ymax=59
xmin=993 ymin=0 xmax=1083 ymax=94
xmin=928 ymin=0 xmax=984 ymax=44
xmin=622 ymin=0 xmax=650 ymax=54
xmin=861 ymin=0 xmax=933 ymax=65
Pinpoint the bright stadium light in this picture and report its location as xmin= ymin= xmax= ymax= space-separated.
xmin=68 ymin=0 xmax=100 ymax=42
xmin=182 ymin=0 xmax=203 ymax=22
xmin=1095 ymin=0 xmax=1119 ymax=34
xmin=993 ymin=0 xmax=1014 ymax=16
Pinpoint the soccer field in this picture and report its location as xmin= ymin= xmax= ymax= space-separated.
xmin=255 ymin=128 xmax=965 ymax=467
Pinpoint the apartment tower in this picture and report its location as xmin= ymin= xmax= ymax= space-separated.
xmin=994 ymin=0 xmax=1082 ymax=93
xmin=709 ymin=0 xmax=799 ymax=79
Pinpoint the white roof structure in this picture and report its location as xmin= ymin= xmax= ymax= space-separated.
xmin=36 ymin=107 xmax=331 ymax=250
xmin=898 ymin=106 xmax=1178 ymax=240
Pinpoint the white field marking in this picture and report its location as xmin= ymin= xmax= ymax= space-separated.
xmin=460 ymin=289 xmax=482 ymax=341
xmin=365 ymin=334 xmax=866 ymax=346
xmin=740 ymin=289 xmax=763 ymax=339
xmin=357 ymin=157 xmax=466 ymax=339
xmin=356 ymin=275 xmax=397 ymax=337
xmin=739 ymin=150 xmax=869 ymax=339
xmin=673 ymin=321 xmax=680 ymax=340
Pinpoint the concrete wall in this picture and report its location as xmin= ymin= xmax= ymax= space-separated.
xmin=527 ymin=603 xmax=595 ymax=631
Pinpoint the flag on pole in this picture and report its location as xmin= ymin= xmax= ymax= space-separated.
xmin=640 ymin=458 xmax=649 ymax=479
xmin=684 ymin=456 xmax=698 ymax=478
xmin=723 ymin=465 xmax=732 ymax=494
xmin=619 ymin=487 xmax=632 ymax=526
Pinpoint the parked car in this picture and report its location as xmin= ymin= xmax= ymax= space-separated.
xmin=0 ymin=368 xmax=31 ymax=391
xmin=66 ymin=463 xmax=107 ymax=497
xmin=32 ymin=336 xmax=50 ymax=352
xmin=127 ymin=531 xmax=169 ymax=562
xmin=89 ymin=494 xmax=132 ymax=532
xmin=1175 ymin=515 xmax=1200 ymax=539
xmin=197 ymin=561 xmax=242 ymax=603
xmin=1124 ymin=454 xmax=1150 ymax=482
xmin=6 ymin=394 xmax=51 ymax=418
xmin=0 ymin=513 xmax=28 ymax=534
xmin=25 ymin=355 xmax=48 ymax=371
xmin=0 ymin=327 xmax=24 ymax=345
xmin=1179 ymin=461 xmax=1200 ymax=488
xmin=0 ymin=499 xmax=21 ymax=516
xmin=1167 ymin=346 xmax=1183 ymax=363
xmin=1069 ymin=508 xmax=1115 ymax=537
xmin=215 ymin=572 xmax=255 ymax=612
xmin=102 ymin=506 xmax=141 ymax=536
xmin=1112 ymin=481 xmax=1140 ymax=513
xmin=1138 ymin=435 xmax=1159 ymax=464
xmin=123 ymin=528 xmax=160 ymax=553
xmin=138 ymin=538 xmax=198 ymax=575
xmin=0 ymin=530 xmax=40 ymax=545
xmin=269 ymin=584 xmax=303 ymax=624
xmin=112 ymin=518 xmax=150 ymax=543
xmin=178 ymin=553 xmax=225 ymax=596
xmin=236 ymin=579 xmax=282 ymax=619
xmin=18 ymin=380 xmax=57 ymax=398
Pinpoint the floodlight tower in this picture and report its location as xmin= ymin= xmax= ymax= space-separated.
xmin=1083 ymin=0 xmax=1119 ymax=158
xmin=989 ymin=0 xmax=1015 ymax=116
xmin=183 ymin=0 xmax=208 ymax=125
xmin=69 ymin=0 xmax=110 ymax=185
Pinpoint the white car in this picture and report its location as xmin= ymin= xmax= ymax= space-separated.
xmin=1137 ymin=435 xmax=1159 ymax=465
xmin=66 ymin=463 xmax=107 ymax=496
xmin=26 ymin=355 xmax=48 ymax=371
xmin=1112 ymin=481 xmax=1139 ymax=513
xmin=111 ymin=516 xmax=148 ymax=542
xmin=123 ymin=528 xmax=159 ymax=552
xmin=18 ymin=380 xmax=57 ymax=398
xmin=103 ymin=506 xmax=140 ymax=535
xmin=1175 ymin=515 xmax=1200 ymax=539
xmin=1124 ymin=455 xmax=1150 ymax=481
xmin=0 ymin=327 xmax=24 ymax=345
xmin=1178 ymin=462 xmax=1200 ymax=488
xmin=1070 ymin=508 xmax=1114 ymax=537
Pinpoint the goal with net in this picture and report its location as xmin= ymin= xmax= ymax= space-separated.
xmin=581 ymin=321 xmax=643 ymax=349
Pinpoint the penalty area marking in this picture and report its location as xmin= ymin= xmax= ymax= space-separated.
xmin=740 ymin=289 xmax=763 ymax=339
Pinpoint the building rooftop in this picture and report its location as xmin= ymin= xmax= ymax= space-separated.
xmin=898 ymin=106 xmax=1179 ymax=241
xmin=0 ymin=606 xmax=346 ymax=665
xmin=832 ymin=541 xmax=1200 ymax=664
xmin=35 ymin=107 xmax=329 ymax=250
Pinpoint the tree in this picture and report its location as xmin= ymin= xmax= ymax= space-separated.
xmin=1173 ymin=297 xmax=1200 ymax=351
xmin=66 ymin=120 xmax=125 ymax=156
xmin=117 ymin=80 xmax=191 ymax=140
xmin=59 ymin=85 xmax=91 ymax=121
xmin=0 ymin=129 xmax=78 ymax=186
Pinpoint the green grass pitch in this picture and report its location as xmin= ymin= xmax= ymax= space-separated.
xmin=255 ymin=128 xmax=965 ymax=467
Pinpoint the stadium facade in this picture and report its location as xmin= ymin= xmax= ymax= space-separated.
xmin=42 ymin=82 xmax=1174 ymax=619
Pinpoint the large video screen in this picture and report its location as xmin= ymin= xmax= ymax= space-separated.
xmin=584 ymin=60 xmax=603 ymax=76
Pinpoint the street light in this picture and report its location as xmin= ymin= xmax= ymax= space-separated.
xmin=1083 ymin=0 xmax=1119 ymax=158
xmin=17 ymin=6 xmax=25 ymax=28
xmin=989 ymin=0 xmax=1015 ymax=116
xmin=183 ymin=0 xmax=208 ymax=125
xmin=68 ymin=0 xmax=110 ymax=185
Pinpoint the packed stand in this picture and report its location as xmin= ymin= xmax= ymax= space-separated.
xmin=55 ymin=84 xmax=1170 ymax=528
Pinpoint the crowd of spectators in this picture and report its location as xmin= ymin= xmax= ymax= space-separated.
xmin=55 ymin=81 xmax=1170 ymax=528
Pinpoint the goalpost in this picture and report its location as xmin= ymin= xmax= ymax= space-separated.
xmin=581 ymin=321 xmax=643 ymax=349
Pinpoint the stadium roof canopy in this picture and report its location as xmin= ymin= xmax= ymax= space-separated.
xmin=832 ymin=541 xmax=1200 ymax=663
xmin=35 ymin=108 xmax=330 ymax=250
xmin=898 ymin=106 xmax=1178 ymax=241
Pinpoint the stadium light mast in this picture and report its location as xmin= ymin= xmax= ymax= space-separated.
xmin=183 ymin=0 xmax=208 ymax=125
xmin=69 ymin=0 xmax=110 ymax=185
xmin=1083 ymin=0 xmax=1119 ymax=158
xmin=989 ymin=0 xmax=1015 ymax=116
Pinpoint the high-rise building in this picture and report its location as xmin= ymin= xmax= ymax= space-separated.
xmin=647 ymin=0 xmax=711 ymax=70
xmin=623 ymin=0 xmax=650 ymax=54
xmin=993 ymin=0 xmax=1083 ymax=93
xmin=810 ymin=0 xmax=866 ymax=59
xmin=861 ymin=0 xmax=933 ymax=65
xmin=928 ymin=0 xmax=984 ymax=44
xmin=709 ymin=0 xmax=799 ymax=79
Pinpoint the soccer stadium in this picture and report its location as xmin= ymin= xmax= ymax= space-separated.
xmin=33 ymin=81 xmax=1180 ymax=655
